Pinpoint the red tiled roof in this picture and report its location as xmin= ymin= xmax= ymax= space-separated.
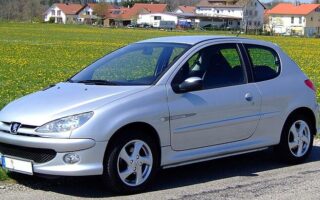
xmin=267 ymin=3 xmax=320 ymax=15
xmin=107 ymin=8 xmax=130 ymax=19
xmin=177 ymin=6 xmax=196 ymax=13
xmin=121 ymin=3 xmax=167 ymax=20
xmin=55 ymin=3 xmax=84 ymax=15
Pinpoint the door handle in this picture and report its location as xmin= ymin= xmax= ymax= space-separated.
xmin=245 ymin=93 xmax=253 ymax=102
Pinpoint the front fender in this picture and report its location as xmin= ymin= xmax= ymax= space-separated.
xmin=70 ymin=86 xmax=170 ymax=147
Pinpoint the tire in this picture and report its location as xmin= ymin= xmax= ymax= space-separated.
xmin=102 ymin=130 xmax=159 ymax=194
xmin=274 ymin=114 xmax=314 ymax=164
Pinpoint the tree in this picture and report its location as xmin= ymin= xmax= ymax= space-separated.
xmin=159 ymin=0 xmax=200 ymax=11
xmin=93 ymin=2 xmax=109 ymax=18
xmin=122 ymin=0 xmax=158 ymax=8
xmin=0 ymin=0 xmax=51 ymax=22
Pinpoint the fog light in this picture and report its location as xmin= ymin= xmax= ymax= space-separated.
xmin=63 ymin=153 xmax=80 ymax=164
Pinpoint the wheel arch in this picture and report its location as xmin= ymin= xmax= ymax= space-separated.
xmin=284 ymin=107 xmax=317 ymax=135
xmin=104 ymin=122 xmax=162 ymax=161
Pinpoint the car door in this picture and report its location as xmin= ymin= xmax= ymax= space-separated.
xmin=167 ymin=42 xmax=262 ymax=151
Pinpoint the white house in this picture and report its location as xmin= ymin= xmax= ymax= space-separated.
xmin=137 ymin=13 xmax=177 ymax=28
xmin=77 ymin=3 xmax=98 ymax=24
xmin=44 ymin=3 xmax=84 ymax=24
xmin=266 ymin=3 xmax=320 ymax=36
xmin=196 ymin=0 xmax=265 ymax=30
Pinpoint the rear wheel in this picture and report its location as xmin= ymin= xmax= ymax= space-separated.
xmin=275 ymin=114 xmax=314 ymax=163
xmin=102 ymin=131 xmax=159 ymax=194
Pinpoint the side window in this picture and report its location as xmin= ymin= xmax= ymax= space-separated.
xmin=245 ymin=44 xmax=280 ymax=82
xmin=172 ymin=43 xmax=246 ymax=90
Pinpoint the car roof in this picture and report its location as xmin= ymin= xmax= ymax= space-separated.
xmin=137 ymin=35 xmax=241 ymax=45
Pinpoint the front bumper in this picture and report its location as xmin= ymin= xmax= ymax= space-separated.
xmin=0 ymin=131 xmax=107 ymax=176
xmin=316 ymin=104 xmax=320 ymax=135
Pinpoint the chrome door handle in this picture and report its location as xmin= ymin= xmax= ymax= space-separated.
xmin=245 ymin=93 xmax=253 ymax=102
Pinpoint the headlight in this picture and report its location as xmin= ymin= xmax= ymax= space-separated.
xmin=36 ymin=112 xmax=93 ymax=133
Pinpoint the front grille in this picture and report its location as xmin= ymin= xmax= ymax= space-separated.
xmin=1 ymin=122 xmax=37 ymax=129
xmin=0 ymin=143 xmax=57 ymax=164
xmin=0 ymin=121 xmax=39 ymax=136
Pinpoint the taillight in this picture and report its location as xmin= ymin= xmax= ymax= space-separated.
xmin=305 ymin=79 xmax=316 ymax=92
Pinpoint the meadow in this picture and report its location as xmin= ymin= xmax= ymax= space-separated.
xmin=0 ymin=22 xmax=320 ymax=180
xmin=0 ymin=23 xmax=320 ymax=110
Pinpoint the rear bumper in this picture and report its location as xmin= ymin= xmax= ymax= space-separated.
xmin=316 ymin=104 xmax=320 ymax=135
xmin=0 ymin=131 xmax=107 ymax=176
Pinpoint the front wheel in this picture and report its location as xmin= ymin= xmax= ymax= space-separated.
xmin=102 ymin=131 xmax=159 ymax=194
xmin=275 ymin=114 xmax=314 ymax=163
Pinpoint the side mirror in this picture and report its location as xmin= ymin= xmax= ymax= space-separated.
xmin=176 ymin=77 xmax=203 ymax=93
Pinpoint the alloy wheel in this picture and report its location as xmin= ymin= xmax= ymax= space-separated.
xmin=288 ymin=120 xmax=311 ymax=158
xmin=117 ymin=140 xmax=153 ymax=187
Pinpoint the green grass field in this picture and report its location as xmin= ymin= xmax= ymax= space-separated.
xmin=0 ymin=23 xmax=320 ymax=110
xmin=0 ymin=22 xmax=319 ymax=180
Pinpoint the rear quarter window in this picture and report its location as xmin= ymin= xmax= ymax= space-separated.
xmin=245 ymin=44 xmax=281 ymax=82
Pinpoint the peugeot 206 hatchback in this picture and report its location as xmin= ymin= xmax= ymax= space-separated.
xmin=0 ymin=36 xmax=319 ymax=194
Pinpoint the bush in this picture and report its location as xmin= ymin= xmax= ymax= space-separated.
xmin=49 ymin=17 xmax=55 ymax=23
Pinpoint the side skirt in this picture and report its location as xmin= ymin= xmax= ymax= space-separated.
xmin=162 ymin=147 xmax=268 ymax=169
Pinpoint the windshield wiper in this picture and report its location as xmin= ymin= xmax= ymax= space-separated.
xmin=74 ymin=80 xmax=118 ymax=85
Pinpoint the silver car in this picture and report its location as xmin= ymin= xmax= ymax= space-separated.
xmin=0 ymin=36 xmax=319 ymax=194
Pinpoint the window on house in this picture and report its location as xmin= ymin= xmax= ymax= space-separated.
xmin=248 ymin=21 xmax=252 ymax=26
xmin=257 ymin=21 xmax=261 ymax=26
xmin=154 ymin=16 xmax=161 ymax=20
xmin=86 ymin=11 xmax=90 ymax=15
xmin=254 ymin=11 xmax=258 ymax=16
xmin=249 ymin=10 xmax=253 ymax=16
xmin=255 ymin=2 xmax=257 ymax=6
xmin=217 ymin=10 xmax=220 ymax=13
xmin=51 ymin=10 xmax=55 ymax=15
xmin=254 ymin=21 xmax=257 ymax=26
xmin=57 ymin=10 xmax=61 ymax=16
xmin=311 ymin=17 xmax=313 ymax=21
xmin=299 ymin=17 xmax=302 ymax=24
xmin=291 ymin=17 xmax=294 ymax=24
xmin=228 ymin=21 xmax=232 ymax=25
xmin=57 ymin=18 xmax=62 ymax=23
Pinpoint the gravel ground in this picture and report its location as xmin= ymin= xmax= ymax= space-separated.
xmin=0 ymin=140 xmax=319 ymax=200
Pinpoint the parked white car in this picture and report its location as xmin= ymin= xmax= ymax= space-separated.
xmin=0 ymin=36 xmax=319 ymax=194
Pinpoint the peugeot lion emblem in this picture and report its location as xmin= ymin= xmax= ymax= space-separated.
xmin=10 ymin=122 xmax=21 ymax=134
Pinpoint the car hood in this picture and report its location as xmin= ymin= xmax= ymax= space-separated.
xmin=0 ymin=82 xmax=149 ymax=126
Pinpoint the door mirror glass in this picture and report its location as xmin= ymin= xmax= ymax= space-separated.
xmin=176 ymin=77 xmax=203 ymax=93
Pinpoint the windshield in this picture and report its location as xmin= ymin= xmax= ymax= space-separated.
xmin=70 ymin=43 xmax=190 ymax=85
